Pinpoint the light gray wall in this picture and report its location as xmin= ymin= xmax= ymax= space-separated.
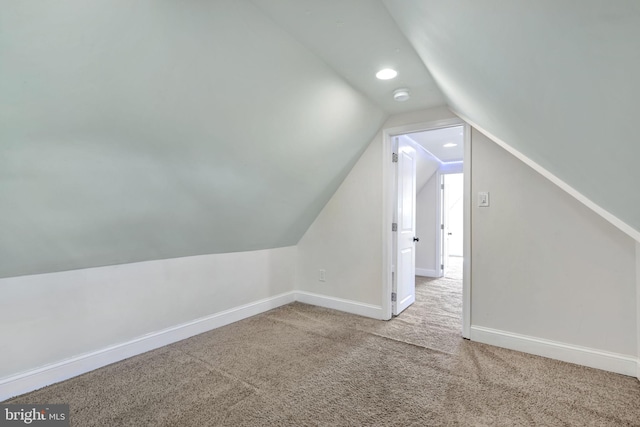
xmin=416 ymin=173 xmax=438 ymax=274
xmin=0 ymin=0 xmax=385 ymax=278
xmin=296 ymin=114 xmax=637 ymax=360
xmin=471 ymin=129 xmax=637 ymax=356
xmin=385 ymin=0 xmax=640 ymax=235
xmin=296 ymin=107 xmax=456 ymax=307
xmin=296 ymin=132 xmax=383 ymax=306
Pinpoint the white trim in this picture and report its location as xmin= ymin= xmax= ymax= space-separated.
xmin=295 ymin=291 xmax=383 ymax=320
xmin=462 ymin=124 xmax=472 ymax=339
xmin=381 ymin=130 xmax=395 ymax=320
xmin=402 ymin=134 xmax=440 ymax=164
xmin=416 ymin=268 xmax=439 ymax=277
xmin=470 ymin=325 xmax=637 ymax=377
xmin=382 ymin=117 xmax=467 ymax=321
xmin=452 ymin=110 xmax=640 ymax=243
xmin=384 ymin=118 xmax=467 ymax=138
xmin=434 ymin=171 xmax=444 ymax=278
xmin=0 ymin=292 xmax=296 ymax=402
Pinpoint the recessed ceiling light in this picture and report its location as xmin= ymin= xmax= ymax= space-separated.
xmin=376 ymin=68 xmax=397 ymax=80
xmin=443 ymin=143 xmax=458 ymax=148
xmin=393 ymin=88 xmax=410 ymax=102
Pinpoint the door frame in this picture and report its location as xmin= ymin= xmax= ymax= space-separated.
xmin=439 ymin=169 xmax=464 ymax=277
xmin=381 ymin=118 xmax=472 ymax=339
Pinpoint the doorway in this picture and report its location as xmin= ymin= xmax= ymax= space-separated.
xmin=442 ymin=172 xmax=464 ymax=280
xmin=382 ymin=118 xmax=471 ymax=338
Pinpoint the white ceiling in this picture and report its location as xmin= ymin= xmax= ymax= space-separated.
xmin=4 ymin=0 xmax=637 ymax=278
xmin=251 ymin=0 xmax=445 ymax=114
xmin=0 ymin=0 xmax=450 ymax=278
xmin=384 ymin=0 xmax=640 ymax=233
xmin=2 ymin=0 xmax=420 ymax=277
xmin=407 ymin=126 xmax=464 ymax=163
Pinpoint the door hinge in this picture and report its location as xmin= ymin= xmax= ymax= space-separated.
xmin=441 ymin=183 xmax=445 ymax=190
xmin=392 ymin=153 xmax=398 ymax=163
xmin=391 ymin=292 xmax=397 ymax=302
xmin=441 ymin=264 xmax=444 ymax=270
xmin=392 ymin=222 xmax=398 ymax=232
xmin=441 ymin=224 xmax=444 ymax=230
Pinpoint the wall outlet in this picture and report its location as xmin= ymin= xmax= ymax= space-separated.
xmin=319 ymin=269 xmax=326 ymax=282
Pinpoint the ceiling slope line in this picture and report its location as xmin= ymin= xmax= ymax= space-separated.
xmin=403 ymin=135 xmax=439 ymax=162
xmin=453 ymin=109 xmax=640 ymax=244
xmin=249 ymin=0 xmax=385 ymax=115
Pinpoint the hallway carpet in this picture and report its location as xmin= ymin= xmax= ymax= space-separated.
xmin=6 ymin=275 xmax=640 ymax=426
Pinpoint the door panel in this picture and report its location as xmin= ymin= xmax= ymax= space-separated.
xmin=394 ymin=143 xmax=416 ymax=315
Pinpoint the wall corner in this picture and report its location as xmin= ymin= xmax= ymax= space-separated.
xmin=636 ymin=241 xmax=640 ymax=380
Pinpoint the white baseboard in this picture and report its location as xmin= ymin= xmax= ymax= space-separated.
xmin=295 ymin=291 xmax=383 ymax=320
xmin=470 ymin=325 xmax=638 ymax=377
xmin=4 ymin=297 xmax=635 ymax=402
xmin=0 ymin=292 xmax=296 ymax=402
xmin=0 ymin=290 xmax=383 ymax=401
xmin=416 ymin=268 xmax=439 ymax=277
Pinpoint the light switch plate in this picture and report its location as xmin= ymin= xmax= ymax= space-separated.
xmin=478 ymin=192 xmax=490 ymax=207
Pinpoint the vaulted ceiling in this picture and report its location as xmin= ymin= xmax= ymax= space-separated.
xmin=2 ymin=1 xmax=638 ymax=278
xmin=384 ymin=0 xmax=640 ymax=235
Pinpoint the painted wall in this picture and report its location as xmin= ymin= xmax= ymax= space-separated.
xmin=416 ymin=173 xmax=439 ymax=276
xmin=295 ymin=129 xmax=383 ymax=308
xmin=296 ymin=109 xmax=637 ymax=371
xmin=296 ymin=106 xmax=456 ymax=311
xmin=0 ymin=246 xmax=296 ymax=380
xmin=471 ymin=129 xmax=637 ymax=357
xmin=384 ymin=0 xmax=640 ymax=236
xmin=0 ymin=0 xmax=385 ymax=278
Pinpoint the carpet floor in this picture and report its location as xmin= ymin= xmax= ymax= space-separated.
xmin=6 ymin=269 xmax=640 ymax=426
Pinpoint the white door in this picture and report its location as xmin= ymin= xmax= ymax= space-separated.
xmin=393 ymin=141 xmax=417 ymax=315
xmin=445 ymin=173 xmax=464 ymax=257
xmin=440 ymin=174 xmax=447 ymax=277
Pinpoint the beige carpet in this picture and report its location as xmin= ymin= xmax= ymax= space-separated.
xmin=6 ymin=274 xmax=640 ymax=426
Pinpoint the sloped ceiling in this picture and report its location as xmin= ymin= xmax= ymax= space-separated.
xmin=0 ymin=0 xmax=403 ymax=278
xmin=14 ymin=1 xmax=634 ymax=279
xmin=251 ymin=0 xmax=445 ymax=114
xmin=384 ymin=0 xmax=640 ymax=235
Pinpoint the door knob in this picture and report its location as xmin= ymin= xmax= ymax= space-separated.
xmin=413 ymin=237 xmax=420 ymax=242
xmin=447 ymin=232 xmax=453 ymax=236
